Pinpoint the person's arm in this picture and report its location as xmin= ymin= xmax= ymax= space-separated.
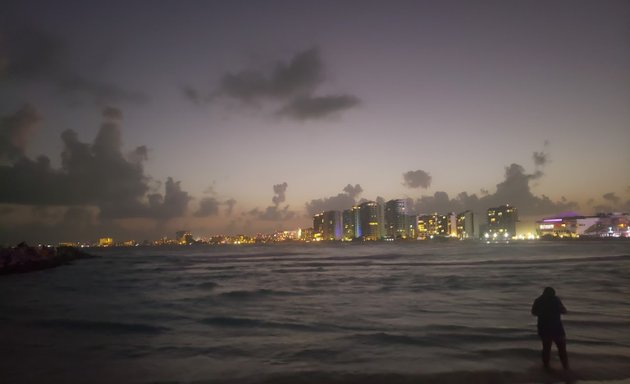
xmin=531 ymin=299 xmax=539 ymax=316
xmin=558 ymin=298 xmax=567 ymax=314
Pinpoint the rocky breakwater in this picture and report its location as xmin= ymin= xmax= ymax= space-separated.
xmin=0 ymin=243 xmax=95 ymax=275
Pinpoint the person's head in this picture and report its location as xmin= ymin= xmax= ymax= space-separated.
xmin=543 ymin=287 xmax=556 ymax=297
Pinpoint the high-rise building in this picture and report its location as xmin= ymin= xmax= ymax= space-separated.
xmin=313 ymin=211 xmax=342 ymax=240
xmin=417 ymin=213 xmax=448 ymax=238
xmin=358 ymin=201 xmax=381 ymax=240
xmin=313 ymin=213 xmax=324 ymax=240
xmin=447 ymin=212 xmax=458 ymax=237
xmin=176 ymin=231 xmax=194 ymax=245
xmin=322 ymin=210 xmax=342 ymax=240
xmin=385 ymin=199 xmax=407 ymax=239
xmin=456 ymin=210 xmax=475 ymax=239
xmin=342 ymin=206 xmax=360 ymax=240
xmin=486 ymin=204 xmax=518 ymax=238
xmin=405 ymin=214 xmax=418 ymax=239
xmin=384 ymin=199 xmax=417 ymax=239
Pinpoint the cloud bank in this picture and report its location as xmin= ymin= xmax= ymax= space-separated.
xmin=0 ymin=106 xmax=189 ymax=219
xmin=0 ymin=104 xmax=40 ymax=162
xmin=0 ymin=28 xmax=146 ymax=105
xmin=184 ymin=47 xmax=360 ymax=120
xmin=305 ymin=184 xmax=363 ymax=215
xmin=411 ymin=160 xmax=577 ymax=216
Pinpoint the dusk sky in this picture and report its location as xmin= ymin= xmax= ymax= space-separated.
xmin=1 ymin=0 xmax=629 ymax=244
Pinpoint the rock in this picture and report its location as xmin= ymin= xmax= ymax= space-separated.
xmin=0 ymin=244 xmax=95 ymax=275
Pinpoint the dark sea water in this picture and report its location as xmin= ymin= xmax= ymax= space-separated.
xmin=1 ymin=241 xmax=629 ymax=384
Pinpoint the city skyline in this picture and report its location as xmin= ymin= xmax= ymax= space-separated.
xmin=1 ymin=1 xmax=629 ymax=244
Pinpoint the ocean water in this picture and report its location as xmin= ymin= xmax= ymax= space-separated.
xmin=1 ymin=241 xmax=629 ymax=384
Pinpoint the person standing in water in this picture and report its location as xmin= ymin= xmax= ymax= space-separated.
xmin=531 ymin=287 xmax=569 ymax=370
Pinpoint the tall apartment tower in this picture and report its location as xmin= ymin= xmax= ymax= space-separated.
xmin=385 ymin=199 xmax=407 ymax=239
xmin=313 ymin=211 xmax=342 ymax=240
xmin=322 ymin=210 xmax=342 ymax=240
xmin=456 ymin=210 xmax=475 ymax=239
xmin=342 ymin=206 xmax=361 ymax=240
xmin=487 ymin=204 xmax=518 ymax=237
xmin=417 ymin=213 xmax=448 ymax=238
xmin=358 ymin=201 xmax=381 ymax=240
xmin=313 ymin=213 xmax=324 ymax=240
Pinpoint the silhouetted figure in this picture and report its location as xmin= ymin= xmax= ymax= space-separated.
xmin=531 ymin=287 xmax=569 ymax=370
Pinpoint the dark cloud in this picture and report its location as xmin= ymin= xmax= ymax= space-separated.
xmin=217 ymin=48 xmax=322 ymax=103
xmin=343 ymin=184 xmax=363 ymax=198
xmin=305 ymin=184 xmax=363 ymax=215
xmin=103 ymin=106 xmax=123 ymax=121
xmin=144 ymin=177 xmax=191 ymax=220
xmin=1 ymin=28 xmax=146 ymax=105
xmin=0 ymin=106 xmax=190 ymax=220
xmin=185 ymin=47 xmax=360 ymax=120
xmin=272 ymin=182 xmax=288 ymax=204
xmin=602 ymin=192 xmax=620 ymax=204
xmin=194 ymin=197 xmax=220 ymax=217
xmin=181 ymin=85 xmax=206 ymax=106
xmin=127 ymin=145 xmax=148 ymax=165
xmin=224 ymin=198 xmax=237 ymax=216
xmin=413 ymin=163 xmax=576 ymax=216
xmin=532 ymin=141 xmax=550 ymax=168
xmin=278 ymin=94 xmax=360 ymax=120
xmin=593 ymin=192 xmax=630 ymax=213
xmin=532 ymin=151 xmax=548 ymax=167
xmin=254 ymin=205 xmax=296 ymax=221
xmin=403 ymin=169 xmax=432 ymax=189
xmin=195 ymin=181 xmax=237 ymax=218
xmin=0 ymin=104 xmax=40 ymax=162
xmin=251 ymin=182 xmax=295 ymax=221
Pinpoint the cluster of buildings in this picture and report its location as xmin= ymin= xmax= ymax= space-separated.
xmin=310 ymin=201 xmax=630 ymax=242
xmin=309 ymin=200 xmax=518 ymax=242
xmin=78 ymin=203 xmax=627 ymax=248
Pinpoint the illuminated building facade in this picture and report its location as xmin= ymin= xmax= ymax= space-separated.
xmin=322 ymin=210 xmax=342 ymax=240
xmin=384 ymin=199 xmax=418 ymax=239
xmin=358 ymin=201 xmax=381 ymax=240
xmin=98 ymin=237 xmax=113 ymax=247
xmin=385 ymin=199 xmax=407 ymax=238
xmin=417 ymin=214 xmax=448 ymax=238
xmin=447 ymin=212 xmax=457 ymax=237
xmin=537 ymin=212 xmax=629 ymax=238
xmin=176 ymin=231 xmax=194 ymax=245
xmin=313 ymin=213 xmax=324 ymax=240
xmin=486 ymin=204 xmax=518 ymax=238
xmin=342 ymin=206 xmax=360 ymax=240
xmin=456 ymin=210 xmax=475 ymax=239
xmin=313 ymin=211 xmax=343 ymax=240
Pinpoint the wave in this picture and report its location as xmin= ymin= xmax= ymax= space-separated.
xmin=191 ymin=253 xmax=630 ymax=272
xmin=35 ymin=319 xmax=170 ymax=334
xmin=199 ymin=316 xmax=320 ymax=332
xmin=219 ymin=288 xmax=299 ymax=299
xmin=343 ymin=330 xmax=533 ymax=348
xmin=197 ymin=281 xmax=219 ymax=289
